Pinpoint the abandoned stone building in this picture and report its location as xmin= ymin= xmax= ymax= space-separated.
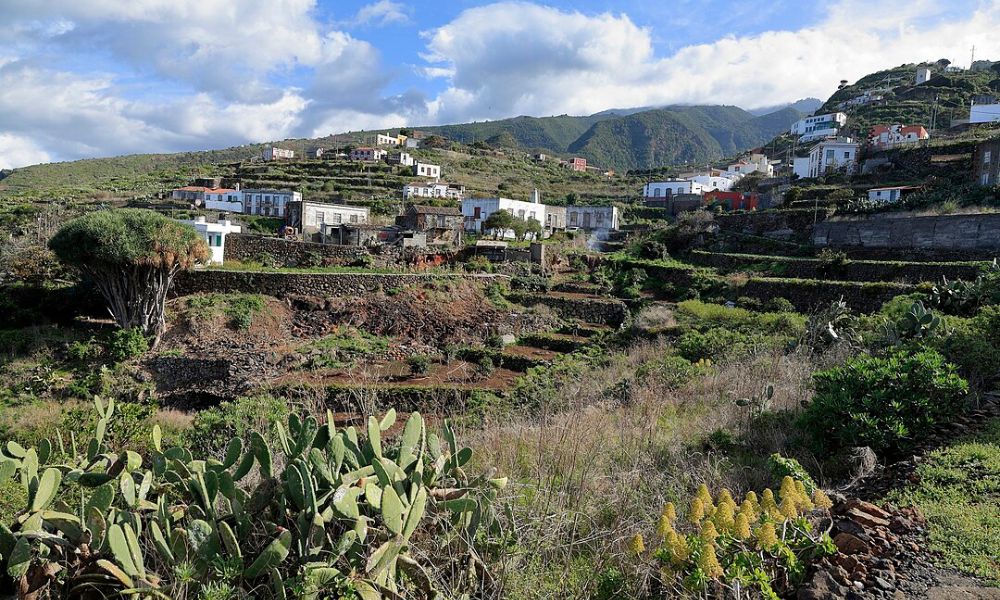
xmin=395 ymin=205 xmax=463 ymax=246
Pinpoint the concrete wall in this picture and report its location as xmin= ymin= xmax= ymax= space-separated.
xmin=173 ymin=270 xmax=506 ymax=298
xmin=814 ymin=213 xmax=1000 ymax=251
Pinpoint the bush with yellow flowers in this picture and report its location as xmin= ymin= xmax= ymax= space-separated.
xmin=635 ymin=478 xmax=836 ymax=598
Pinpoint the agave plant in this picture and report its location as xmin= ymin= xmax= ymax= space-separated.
xmin=0 ymin=397 xmax=505 ymax=599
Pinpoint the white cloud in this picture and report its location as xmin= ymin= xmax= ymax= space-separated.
xmin=421 ymin=0 xmax=1000 ymax=122
xmin=0 ymin=134 xmax=51 ymax=170
xmin=347 ymin=1 xmax=411 ymax=27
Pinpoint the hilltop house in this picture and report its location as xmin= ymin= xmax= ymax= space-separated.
xmin=179 ymin=217 xmax=241 ymax=265
xmin=566 ymin=206 xmax=619 ymax=231
xmin=725 ymin=153 xmax=774 ymax=178
xmin=790 ymin=112 xmax=848 ymax=142
xmin=915 ymin=67 xmax=933 ymax=84
xmin=387 ymin=151 xmax=415 ymax=167
xmin=262 ymin=146 xmax=294 ymax=161
xmin=974 ymin=139 xmax=1000 ymax=186
xmin=565 ymin=157 xmax=587 ymax=172
xmin=286 ymin=200 xmax=370 ymax=241
xmin=643 ymin=180 xmax=707 ymax=200
xmin=869 ymin=124 xmax=929 ymax=149
xmin=376 ymin=133 xmax=400 ymax=147
xmin=242 ymin=189 xmax=301 ymax=218
xmin=688 ymin=175 xmax=735 ymax=192
xmin=395 ymin=205 xmax=463 ymax=246
xmin=413 ymin=162 xmax=441 ymax=180
xmin=310 ymin=148 xmax=325 ymax=159
xmin=793 ymin=140 xmax=859 ymax=179
xmin=350 ymin=147 xmax=387 ymax=162
xmin=403 ymin=181 xmax=465 ymax=200
xmin=867 ymin=185 xmax=922 ymax=203
xmin=171 ymin=185 xmax=235 ymax=205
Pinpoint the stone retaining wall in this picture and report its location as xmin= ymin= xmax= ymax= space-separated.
xmin=173 ymin=270 xmax=507 ymax=298
xmin=508 ymin=293 xmax=629 ymax=327
xmin=687 ymin=251 xmax=984 ymax=284
xmin=224 ymin=234 xmax=453 ymax=269
xmin=814 ymin=213 xmax=1000 ymax=251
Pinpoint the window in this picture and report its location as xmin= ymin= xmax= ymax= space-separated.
xmin=350 ymin=214 xmax=358 ymax=224
xmin=315 ymin=211 xmax=325 ymax=224
xmin=570 ymin=213 xmax=578 ymax=225
xmin=473 ymin=207 xmax=481 ymax=219
xmin=517 ymin=210 xmax=525 ymax=219
xmin=653 ymin=188 xmax=661 ymax=197
xmin=596 ymin=212 xmax=603 ymax=224
xmin=844 ymin=151 xmax=851 ymax=159
xmin=984 ymin=173 xmax=992 ymax=185
xmin=825 ymin=149 xmax=835 ymax=161
xmin=216 ymin=235 xmax=223 ymax=247
xmin=437 ymin=215 xmax=446 ymax=227
xmin=986 ymin=151 xmax=993 ymax=163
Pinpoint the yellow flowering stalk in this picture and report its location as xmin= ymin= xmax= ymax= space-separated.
xmin=716 ymin=488 xmax=734 ymax=507
xmin=779 ymin=476 xmax=797 ymax=502
xmin=755 ymin=521 xmax=779 ymax=548
xmin=657 ymin=512 xmax=674 ymax=539
xmin=812 ymin=489 xmax=834 ymax=509
xmin=697 ymin=541 xmax=724 ymax=578
xmin=744 ymin=490 xmax=759 ymax=510
xmin=713 ymin=499 xmax=736 ymax=532
xmin=700 ymin=521 xmax=719 ymax=546
xmin=696 ymin=484 xmax=716 ymax=517
xmin=662 ymin=501 xmax=677 ymax=523
xmin=630 ymin=533 xmax=645 ymax=555
xmin=689 ymin=497 xmax=705 ymax=525
xmin=779 ymin=496 xmax=798 ymax=520
xmin=795 ymin=480 xmax=815 ymax=510
xmin=761 ymin=489 xmax=781 ymax=520
xmin=739 ymin=499 xmax=758 ymax=523
xmin=666 ymin=531 xmax=690 ymax=564
xmin=733 ymin=512 xmax=751 ymax=540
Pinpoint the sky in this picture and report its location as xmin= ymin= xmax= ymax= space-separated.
xmin=1 ymin=0 xmax=999 ymax=169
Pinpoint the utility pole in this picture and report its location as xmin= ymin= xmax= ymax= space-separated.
xmin=971 ymin=45 xmax=976 ymax=68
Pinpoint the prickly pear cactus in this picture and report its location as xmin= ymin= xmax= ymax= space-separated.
xmin=0 ymin=398 xmax=504 ymax=599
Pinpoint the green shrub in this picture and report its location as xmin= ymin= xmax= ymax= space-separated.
xmin=636 ymin=354 xmax=708 ymax=389
xmin=510 ymin=275 xmax=551 ymax=293
xmin=764 ymin=297 xmax=796 ymax=313
xmin=107 ymin=327 xmax=149 ymax=362
xmin=66 ymin=337 xmax=102 ymax=363
xmin=801 ymin=349 xmax=968 ymax=456
xmin=185 ymin=394 xmax=291 ymax=456
xmin=767 ymin=454 xmax=817 ymax=494
xmin=407 ymin=354 xmax=432 ymax=375
xmin=736 ymin=296 xmax=763 ymax=311
xmin=464 ymin=255 xmax=494 ymax=273
xmin=477 ymin=356 xmax=495 ymax=377
xmin=931 ymin=306 xmax=1000 ymax=392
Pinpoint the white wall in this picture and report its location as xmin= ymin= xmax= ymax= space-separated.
xmin=643 ymin=181 xmax=705 ymax=197
xmin=180 ymin=218 xmax=241 ymax=265
xmin=461 ymin=198 xmax=548 ymax=238
xmin=970 ymin=103 xmax=1000 ymax=124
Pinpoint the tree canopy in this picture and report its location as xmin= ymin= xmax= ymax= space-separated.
xmin=49 ymin=208 xmax=208 ymax=270
xmin=49 ymin=209 xmax=209 ymax=345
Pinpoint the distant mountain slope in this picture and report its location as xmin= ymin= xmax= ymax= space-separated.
xmin=566 ymin=105 xmax=802 ymax=172
xmin=418 ymin=114 xmax=614 ymax=152
xmin=748 ymin=98 xmax=823 ymax=116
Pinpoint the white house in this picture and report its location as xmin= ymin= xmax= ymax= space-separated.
xmin=262 ymin=147 xmax=294 ymax=161
xmin=413 ymin=162 xmax=441 ymax=180
xmin=792 ymin=157 xmax=811 ymax=179
xmin=726 ymin=153 xmax=774 ymax=178
xmin=286 ymin=201 xmax=371 ymax=237
xmin=203 ymin=187 xmax=244 ymax=213
xmin=242 ymin=189 xmax=302 ymax=218
xmin=915 ymin=67 xmax=933 ymax=84
xmin=566 ymin=206 xmax=620 ymax=231
xmin=790 ymin=113 xmax=848 ymax=142
xmin=180 ymin=217 xmax=241 ymax=265
xmin=350 ymin=147 xmax=387 ymax=162
xmin=869 ymin=124 xmax=930 ymax=149
xmin=643 ymin=180 xmax=707 ymax=199
xmin=689 ymin=175 xmax=735 ymax=192
xmin=461 ymin=197 xmax=557 ymax=239
xmin=376 ymin=134 xmax=400 ymax=147
xmin=387 ymin=152 xmax=415 ymax=167
xmin=867 ymin=186 xmax=921 ymax=203
xmin=403 ymin=181 xmax=465 ymax=200
xmin=970 ymin=101 xmax=1000 ymax=124
xmin=794 ymin=140 xmax=860 ymax=179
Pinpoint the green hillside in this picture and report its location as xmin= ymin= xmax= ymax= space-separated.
xmin=819 ymin=61 xmax=1000 ymax=134
xmin=418 ymin=114 xmax=613 ymax=152
xmin=567 ymin=105 xmax=801 ymax=171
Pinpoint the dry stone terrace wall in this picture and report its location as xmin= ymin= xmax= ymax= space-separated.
xmin=508 ymin=292 xmax=629 ymax=327
xmin=224 ymin=234 xmax=454 ymax=269
xmin=714 ymin=209 xmax=830 ymax=242
xmin=173 ymin=270 xmax=507 ymax=298
xmin=814 ymin=213 xmax=1000 ymax=251
xmin=686 ymin=251 xmax=985 ymax=283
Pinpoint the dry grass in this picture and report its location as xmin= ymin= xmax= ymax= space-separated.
xmin=454 ymin=341 xmax=826 ymax=598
